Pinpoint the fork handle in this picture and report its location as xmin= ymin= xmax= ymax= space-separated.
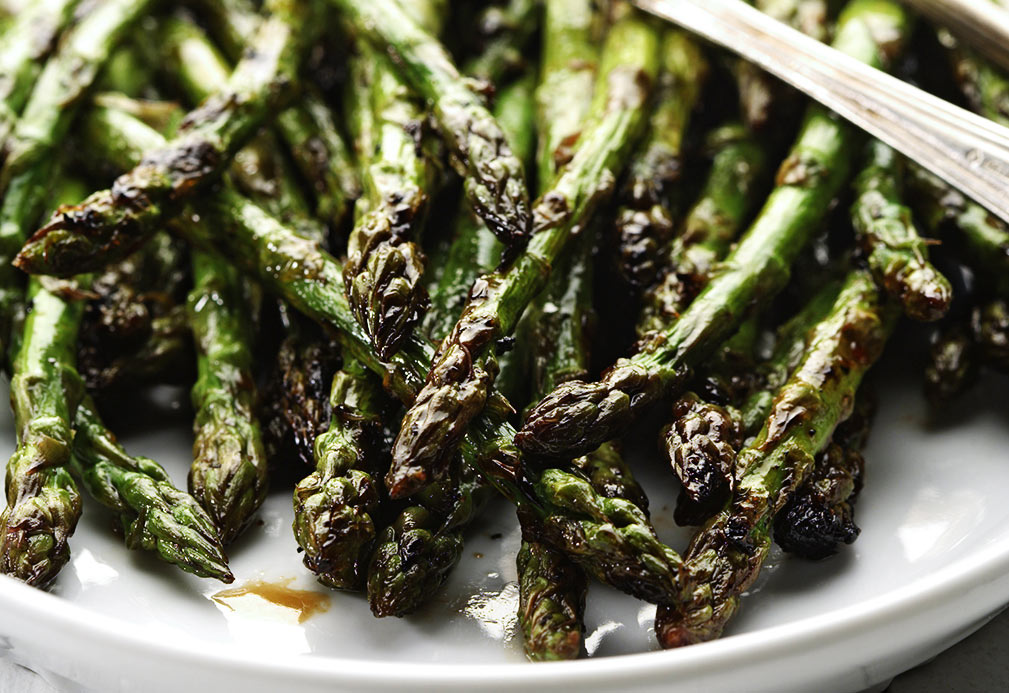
xmin=633 ymin=0 xmax=1009 ymax=226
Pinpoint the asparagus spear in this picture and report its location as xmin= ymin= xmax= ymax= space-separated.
xmin=366 ymin=72 xmax=537 ymax=617
xmin=613 ymin=30 xmax=708 ymax=291
xmin=342 ymin=0 xmax=446 ymax=359
xmin=0 ymin=0 xmax=79 ymax=152
xmin=330 ymin=0 xmax=531 ymax=250
xmin=28 ymin=103 xmax=689 ymax=607
xmin=637 ymin=122 xmax=772 ymax=337
xmin=151 ymin=15 xmax=322 ymax=240
xmin=386 ymin=11 xmax=661 ymax=498
xmin=906 ymin=165 xmax=1009 ymax=299
xmin=71 ymin=397 xmax=234 ymax=581
xmin=662 ymin=392 xmax=741 ymax=508
xmin=517 ymin=231 xmax=654 ymax=659
xmin=15 ymin=0 xmax=319 ymax=277
xmin=534 ymin=0 xmax=606 ymax=186
xmin=0 ymin=0 xmax=152 ymax=361
xmin=656 ymin=270 xmax=896 ymax=648
xmin=636 ymin=124 xmax=771 ymax=514
xmin=518 ymin=0 xmax=911 ymax=460
xmin=193 ymin=0 xmax=361 ymax=228
xmin=851 ymin=139 xmax=952 ymax=321
xmin=773 ymin=393 xmax=874 ymax=559
xmin=294 ymin=358 xmax=388 ymax=589
xmin=188 ymin=251 xmax=268 ymax=544
xmin=0 ymin=278 xmax=85 ymax=586
xmin=517 ymin=531 xmax=587 ymax=661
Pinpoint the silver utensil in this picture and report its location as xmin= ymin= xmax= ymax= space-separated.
xmin=902 ymin=0 xmax=1009 ymax=74
xmin=631 ymin=0 xmax=1009 ymax=226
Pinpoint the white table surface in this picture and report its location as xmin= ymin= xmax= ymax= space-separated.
xmin=3 ymin=606 xmax=1009 ymax=692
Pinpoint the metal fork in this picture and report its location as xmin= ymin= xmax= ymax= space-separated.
xmin=632 ymin=0 xmax=1009 ymax=226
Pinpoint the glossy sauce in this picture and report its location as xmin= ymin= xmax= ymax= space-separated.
xmin=211 ymin=578 xmax=330 ymax=624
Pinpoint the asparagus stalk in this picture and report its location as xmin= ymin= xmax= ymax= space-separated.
xmin=656 ymin=270 xmax=896 ymax=648
xmin=26 ymin=102 xmax=689 ymax=607
xmin=188 ymin=251 xmax=269 ymax=544
xmin=0 ymin=0 xmax=152 ymax=361
xmin=662 ymin=392 xmax=741 ymax=508
xmin=15 ymin=0 xmax=319 ymax=277
xmin=622 ymin=118 xmax=769 ymax=519
xmin=534 ymin=0 xmax=606 ymax=186
xmin=151 ymin=15 xmax=322 ymax=240
xmin=195 ymin=0 xmax=361 ymax=227
xmin=386 ymin=11 xmax=661 ymax=498
xmin=517 ymin=232 xmax=654 ymax=659
xmin=366 ymin=72 xmax=537 ymax=617
xmin=906 ymin=165 xmax=1009 ymax=299
xmin=294 ymin=358 xmax=388 ymax=589
xmin=773 ymin=393 xmax=874 ymax=559
xmin=637 ymin=123 xmax=772 ymax=337
xmin=330 ymin=0 xmax=531 ymax=250
xmin=342 ymin=0 xmax=445 ymax=359
xmin=613 ymin=30 xmax=708 ymax=291
xmin=0 ymin=279 xmax=85 ymax=586
xmin=0 ymin=0 xmax=79 ymax=151
xmin=518 ymin=0 xmax=911 ymax=461
xmin=71 ymin=397 xmax=233 ymax=581
xmin=517 ymin=532 xmax=588 ymax=661
xmin=851 ymin=139 xmax=951 ymax=321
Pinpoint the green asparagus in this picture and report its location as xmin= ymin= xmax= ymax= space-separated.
xmin=851 ymin=139 xmax=952 ymax=321
xmin=294 ymin=358 xmax=388 ymax=589
xmin=342 ymin=0 xmax=445 ymax=359
xmin=71 ymin=397 xmax=233 ymax=581
xmin=330 ymin=0 xmax=531 ymax=250
xmin=656 ymin=270 xmax=896 ymax=648
xmin=386 ymin=10 xmax=661 ymax=498
xmin=365 ymin=71 xmax=536 ymax=617
xmin=15 ymin=0 xmax=318 ymax=277
xmin=773 ymin=393 xmax=874 ymax=559
xmin=0 ymin=279 xmax=85 ymax=586
xmin=195 ymin=0 xmax=361 ymax=227
xmin=637 ymin=122 xmax=772 ymax=337
xmin=613 ymin=30 xmax=708 ymax=291
xmin=534 ymin=0 xmax=606 ymax=186
xmin=0 ymin=0 xmax=152 ymax=362
xmin=0 ymin=0 xmax=79 ymax=151
xmin=906 ymin=164 xmax=1009 ymax=298
xmin=188 ymin=251 xmax=269 ymax=544
xmin=518 ymin=0 xmax=911 ymax=460
xmin=24 ymin=93 xmax=689 ymax=607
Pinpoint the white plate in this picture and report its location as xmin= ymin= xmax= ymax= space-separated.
xmin=1 ymin=345 xmax=1008 ymax=693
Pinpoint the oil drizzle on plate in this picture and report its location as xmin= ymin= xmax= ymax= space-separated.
xmin=211 ymin=578 xmax=330 ymax=624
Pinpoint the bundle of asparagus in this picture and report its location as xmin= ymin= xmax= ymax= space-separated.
xmin=0 ymin=0 xmax=1005 ymax=663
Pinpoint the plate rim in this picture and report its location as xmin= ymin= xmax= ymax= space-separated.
xmin=3 ymin=526 xmax=1009 ymax=689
